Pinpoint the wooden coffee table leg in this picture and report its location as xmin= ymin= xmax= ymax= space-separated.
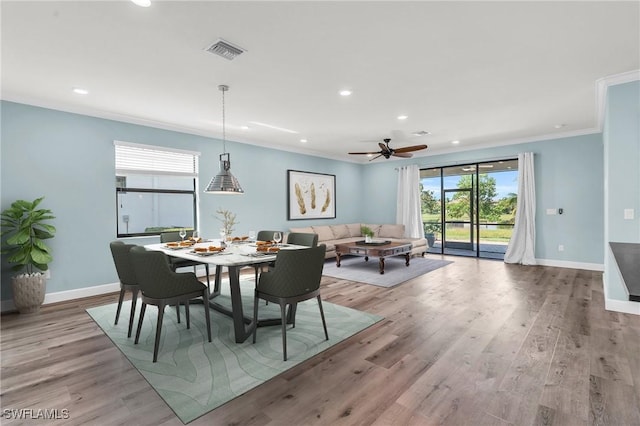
xmin=405 ymin=253 xmax=410 ymax=266
xmin=336 ymin=252 xmax=341 ymax=267
xmin=379 ymin=257 xmax=385 ymax=274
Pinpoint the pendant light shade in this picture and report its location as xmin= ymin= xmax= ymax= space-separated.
xmin=204 ymin=85 xmax=244 ymax=195
xmin=204 ymin=153 xmax=243 ymax=194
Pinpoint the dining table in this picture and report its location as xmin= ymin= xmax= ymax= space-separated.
xmin=145 ymin=240 xmax=302 ymax=343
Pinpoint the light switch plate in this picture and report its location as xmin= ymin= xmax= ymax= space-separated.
xmin=624 ymin=209 xmax=634 ymax=220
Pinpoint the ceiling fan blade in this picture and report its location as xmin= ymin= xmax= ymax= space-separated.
xmin=349 ymin=151 xmax=380 ymax=155
xmin=393 ymin=144 xmax=428 ymax=153
xmin=369 ymin=154 xmax=383 ymax=161
xmin=392 ymin=152 xmax=413 ymax=158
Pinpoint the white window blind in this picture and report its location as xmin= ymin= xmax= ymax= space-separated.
xmin=114 ymin=141 xmax=199 ymax=177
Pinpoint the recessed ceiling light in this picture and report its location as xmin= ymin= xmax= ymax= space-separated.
xmin=131 ymin=0 xmax=151 ymax=7
xmin=300 ymin=139 xmax=307 ymax=143
xmin=248 ymin=121 xmax=298 ymax=134
xmin=451 ymin=140 xmax=460 ymax=145
xmin=554 ymin=123 xmax=567 ymax=129
xmin=397 ymin=115 xmax=408 ymax=120
xmin=72 ymin=87 xmax=89 ymax=95
xmin=240 ymin=126 xmax=250 ymax=130
xmin=339 ymin=90 xmax=352 ymax=96
xmin=412 ymin=131 xmax=431 ymax=136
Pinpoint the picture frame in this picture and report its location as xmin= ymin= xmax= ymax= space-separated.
xmin=287 ymin=170 xmax=336 ymax=220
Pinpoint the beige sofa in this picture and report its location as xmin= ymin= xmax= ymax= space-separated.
xmin=288 ymin=223 xmax=427 ymax=259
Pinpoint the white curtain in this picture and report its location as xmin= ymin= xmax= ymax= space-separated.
xmin=504 ymin=152 xmax=536 ymax=265
xmin=396 ymin=164 xmax=424 ymax=238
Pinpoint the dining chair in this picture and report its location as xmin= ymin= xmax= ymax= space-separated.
xmin=109 ymin=241 xmax=139 ymax=338
xmin=130 ymin=246 xmax=212 ymax=363
xmin=285 ymin=232 xmax=318 ymax=247
xmin=160 ymin=230 xmax=212 ymax=291
xmin=253 ymin=230 xmax=284 ymax=283
xmin=252 ymin=244 xmax=328 ymax=361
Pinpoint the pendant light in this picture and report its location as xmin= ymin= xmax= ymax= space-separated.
xmin=204 ymin=84 xmax=244 ymax=194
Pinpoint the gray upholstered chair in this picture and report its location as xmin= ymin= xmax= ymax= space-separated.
xmin=109 ymin=241 xmax=139 ymax=338
xmin=252 ymin=244 xmax=328 ymax=361
xmin=285 ymin=232 xmax=318 ymax=247
xmin=130 ymin=246 xmax=212 ymax=363
xmin=253 ymin=230 xmax=284 ymax=282
xmin=256 ymin=230 xmax=282 ymax=242
xmin=160 ymin=230 xmax=211 ymax=291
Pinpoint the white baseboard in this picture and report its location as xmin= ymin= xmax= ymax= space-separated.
xmin=602 ymin=274 xmax=640 ymax=315
xmin=1 ymin=282 xmax=120 ymax=313
xmin=1 ymin=267 xmax=213 ymax=313
xmin=535 ymin=258 xmax=604 ymax=271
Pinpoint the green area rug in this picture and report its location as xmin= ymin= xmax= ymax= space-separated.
xmin=86 ymin=278 xmax=382 ymax=423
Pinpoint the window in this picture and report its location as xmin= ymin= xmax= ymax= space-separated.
xmin=420 ymin=159 xmax=518 ymax=260
xmin=115 ymin=141 xmax=200 ymax=237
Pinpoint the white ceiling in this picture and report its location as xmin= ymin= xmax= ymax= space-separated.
xmin=2 ymin=1 xmax=639 ymax=162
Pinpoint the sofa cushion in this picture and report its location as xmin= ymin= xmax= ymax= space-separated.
xmin=379 ymin=224 xmax=405 ymax=239
xmin=345 ymin=223 xmax=362 ymax=237
xmin=312 ymin=225 xmax=335 ymax=242
xmin=330 ymin=224 xmax=350 ymax=239
xmin=290 ymin=226 xmax=314 ymax=234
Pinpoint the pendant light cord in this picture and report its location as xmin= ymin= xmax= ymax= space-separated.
xmin=219 ymin=84 xmax=229 ymax=154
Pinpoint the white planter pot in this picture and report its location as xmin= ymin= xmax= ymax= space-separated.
xmin=11 ymin=273 xmax=46 ymax=314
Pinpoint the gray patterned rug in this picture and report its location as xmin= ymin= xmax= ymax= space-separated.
xmin=322 ymin=256 xmax=453 ymax=287
xmin=86 ymin=278 xmax=381 ymax=424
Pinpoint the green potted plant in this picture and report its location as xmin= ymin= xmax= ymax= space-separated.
xmin=424 ymin=222 xmax=441 ymax=248
xmin=360 ymin=225 xmax=374 ymax=243
xmin=1 ymin=197 xmax=56 ymax=313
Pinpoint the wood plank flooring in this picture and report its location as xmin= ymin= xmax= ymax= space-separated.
xmin=2 ymin=255 xmax=640 ymax=425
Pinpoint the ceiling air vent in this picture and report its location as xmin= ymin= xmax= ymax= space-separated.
xmin=205 ymin=39 xmax=245 ymax=60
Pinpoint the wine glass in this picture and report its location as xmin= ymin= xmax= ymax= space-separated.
xmin=248 ymin=230 xmax=256 ymax=242
xmin=273 ymin=231 xmax=282 ymax=247
xmin=179 ymin=228 xmax=186 ymax=242
xmin=192 ymin=230 xmax=200 ymax=243
xmin=219 ymin=228 xmax=226 ymax=245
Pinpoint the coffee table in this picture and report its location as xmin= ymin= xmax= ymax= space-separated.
xmin=335 ymin=240 xmax=412 ymax=274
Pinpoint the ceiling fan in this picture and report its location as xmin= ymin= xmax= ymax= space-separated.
xmin=349 ymin=138 xmax=428 ymax=161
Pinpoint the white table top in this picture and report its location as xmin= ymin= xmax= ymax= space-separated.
xmin=145 ymin=242 xmax=301 ymax=267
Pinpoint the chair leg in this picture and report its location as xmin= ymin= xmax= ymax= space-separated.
xmin=317 ymin=296 xmax=329 ymax=341
xmin=287 ymin=303 xmax=298 ymax=328
xmin=128 ymin=288 xmax=139 ymax=338
xmin=176 ymin=303 xmax=181 ymax=323
xmin=135 ymin=303 xmax=147 ymax=344
xmin=153 ymin=304 xmax=165 ymax=363
xmin=115 ymin=288 xmax=125 ymax=325
xmin=280 ymin=302 xmax=288 ymax=361
xmin=203 ymin=289 xmax=212 ymax=342
xmin=185 ymin=300 xmax=191 ymax=330
xmin=252 ymin=291 xmax=260 ymax=344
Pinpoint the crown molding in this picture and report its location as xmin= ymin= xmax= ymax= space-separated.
xmin=596 ymin=69 xmax=640 ymax=130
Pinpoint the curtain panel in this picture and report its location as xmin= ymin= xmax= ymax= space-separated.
xmin=504 ymin=152 xmax=536 ymax=265
xmin=396 ymin=165 xmax=424 ymax=238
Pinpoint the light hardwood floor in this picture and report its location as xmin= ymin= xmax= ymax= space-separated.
xmin=2 ymin=255 xmax=640 ymax=425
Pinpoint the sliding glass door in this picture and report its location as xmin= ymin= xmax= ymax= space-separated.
xmin=420 ymin=159 xmax=518 ymax=260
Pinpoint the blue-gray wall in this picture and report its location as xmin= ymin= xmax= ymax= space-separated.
xmin=359 ymin=134 xmax=605 ymax=265
xmin=604 ymin=80 xmax=640 ymax=301
xmin=1 ymin=100 xmax=608 ymax=303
